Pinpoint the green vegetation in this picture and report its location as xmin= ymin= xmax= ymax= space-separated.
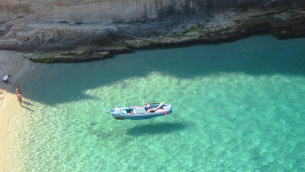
xmin=24 ymin=53 xmax=60 ymax=63
xmin=167 ymin=25 xmax=205 ymax=38
xmin=186 ymin=25 xmax=205 ymax=32
xmin=30 ymin=57 xmax=56 ymax=63
xmin=167 ymin=32 xmax=187 ymax=38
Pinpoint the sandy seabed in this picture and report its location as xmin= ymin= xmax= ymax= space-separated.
xmin=0 ymin=51 xmax=32 ymax=172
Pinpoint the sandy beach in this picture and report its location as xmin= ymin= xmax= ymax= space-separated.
xmin=0 ymin=51 xmax=32 ymax=172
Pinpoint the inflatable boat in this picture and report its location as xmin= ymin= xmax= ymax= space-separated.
xmin=107 ymin=102 xmax=173 ymax=120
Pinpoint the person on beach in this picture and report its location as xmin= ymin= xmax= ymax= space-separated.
xmin=16 ymin=85 xmax=22 ymax=106
xmin=17 ymin=92 xmax=22 ymax=106
xmin=16 ymin=85 xmax=21 ymax=94
xmin=2 ymin=74 xmax=11 ymax=84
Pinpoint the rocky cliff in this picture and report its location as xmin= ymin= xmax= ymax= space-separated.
xmin=0 ymin=0 xmax=305 ymax=62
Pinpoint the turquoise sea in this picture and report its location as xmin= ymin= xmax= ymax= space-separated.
xmin=11 ymin=35 xmax=305 ymax=171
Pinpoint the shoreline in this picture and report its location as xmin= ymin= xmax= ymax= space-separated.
xmin=0 ymin=51 xmax=32 ymax=172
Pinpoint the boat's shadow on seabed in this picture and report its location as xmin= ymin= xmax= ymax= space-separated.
xmin=126 ymin=122 xmax=186 ymax=136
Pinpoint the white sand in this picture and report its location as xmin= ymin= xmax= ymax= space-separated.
xmin=0 ymin=51 xmax=32 ymax=172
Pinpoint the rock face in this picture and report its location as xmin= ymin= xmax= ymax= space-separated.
xmin=0 ymin=0 xmax=303 ymax=24
xmin=0 ymin=0 xmax=305 ymax=61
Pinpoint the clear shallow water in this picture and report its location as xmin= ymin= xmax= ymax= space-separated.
xmin=11 ymin=35 xmax=305 ymax=171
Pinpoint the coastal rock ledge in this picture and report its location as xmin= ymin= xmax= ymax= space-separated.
xmin=0 ymin=0 xmax=305 ymax=62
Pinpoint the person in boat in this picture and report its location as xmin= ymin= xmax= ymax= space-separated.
xmin=144 ymin=103 xmax=150 ymax=112
xmin=143 ymin=100 xmax=162 ymax=113
xmin=143 ymin=100 xmax=153 ymax=112
xmin=144 ymin=104 xmax=156 ymax=113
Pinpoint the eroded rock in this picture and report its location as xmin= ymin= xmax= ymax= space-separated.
xmin=0 ymin=0 xmax=304 ymax=62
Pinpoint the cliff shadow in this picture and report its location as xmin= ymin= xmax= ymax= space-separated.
xmin=17 ymin=35 xmax=305 ymax=105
